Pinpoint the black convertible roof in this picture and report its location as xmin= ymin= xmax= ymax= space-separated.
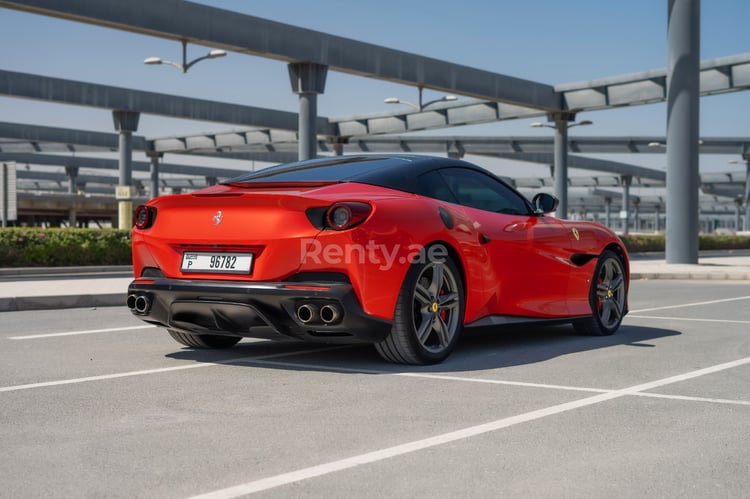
xmin=223 ymin=154 xmax=487 ymax=193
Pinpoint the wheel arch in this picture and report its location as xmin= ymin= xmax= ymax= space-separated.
xmin=421 ymin=239 xmax=467 ymax=293
xmin=603 ymin=241 xmax=630 ymax=313
xmin=604 ymin=242 xmax=629 ymax=277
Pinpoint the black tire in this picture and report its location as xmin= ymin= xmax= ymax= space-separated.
xmin=167 ymin=329 xmax=242 ymax=349
xmin=375 ymin=246 xmax=465 ymax=364
xmin=573 ymin=250 xmax=627 ymax=336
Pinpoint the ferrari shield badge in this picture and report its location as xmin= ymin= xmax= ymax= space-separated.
xmin=213 ymin=210 xmax=223 ymax=227
xmin=572 ymin=227 xmax=580 ymax=240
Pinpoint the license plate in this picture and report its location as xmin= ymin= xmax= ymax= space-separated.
xmin=180 ymin=252 xmax=254 ymax=274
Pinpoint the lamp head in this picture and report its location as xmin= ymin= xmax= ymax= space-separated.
xmin=143 ymin=57 xmax=163 ymax=65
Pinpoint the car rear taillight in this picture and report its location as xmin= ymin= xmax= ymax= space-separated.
xmin=133 ymin=205 xmax=156 ymax=230
xmin=325 ymin=202 xmax=372 ymax=230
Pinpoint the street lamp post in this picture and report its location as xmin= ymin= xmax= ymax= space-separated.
xmin=144 ymin=40 xmax=226 ymax=73
xmin=384 ymin=87 xmax=457 ymax=111
xmin=529 ymin=115 xmax=592 ymax=219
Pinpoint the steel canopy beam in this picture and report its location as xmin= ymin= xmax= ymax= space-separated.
xmin=511 ymin=175 xmax=665 ymax=189
xmin=5 ymin=122 xmax=749 ymax=158
xmin=16 ymin=171 xmax=216 ymax=190
xmin=330 ymin=53 xmax=750 ymax=135
xmin=226 ymin=134 xmax=749 ymax=156
xmin=0 ymin=70 xmax=333 ymax=132
xmin=0 ymin=121 xmax=146 ymax=152
xmin=485 ymin=152 xmax=666 ymax=181
xmin=558 ymin=53 xmax=750 ymax=111
xmin=0 ymin=0 xmax=560 ymax=111
xmin=0 ymin=152 xmax=247 ymax=178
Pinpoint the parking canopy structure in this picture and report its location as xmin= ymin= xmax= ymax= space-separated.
xmin=0 ymin=0 xmax=747 ymax=262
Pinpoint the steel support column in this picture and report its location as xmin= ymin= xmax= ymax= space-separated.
xmin=633 ymin=199 xmax=640 ymax=232
xmin=288 ymin=63 xmax=328 ymax=161
xmin=734 ymin=198 xmax=742 ymax=232
xmin=666 ymin=0 xmax=700 ymax=263
xmin=113 ymin=110 xmax=140 ymax=229
xmin=146 ymin=151 xmax=162 ymax=199
xmin=605 ymin=198 xmax=612 ymax=228
xmin=744 ymin=158 xmax=750 ymax=231
xmin=552 ymin=114 xmax=571 ymax=219
xmin=621 ymin=175 xmax=632 ymax=235
xmin=66 ymin=166 xmax=78 ymax=226
xmin=65 ymin=166 xmax=78 ymax=194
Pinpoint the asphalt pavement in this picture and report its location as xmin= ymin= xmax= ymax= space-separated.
xmin=3 ymin=280 xmax=749 ymax=497
xmin=0 ymin=251 xmax=749 ymax=312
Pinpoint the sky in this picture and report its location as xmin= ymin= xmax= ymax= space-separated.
xmin=0 ymin=0 xmax=749 ymax=183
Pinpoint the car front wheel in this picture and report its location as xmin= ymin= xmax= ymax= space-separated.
xmin=375 ymin=246 xmax=464 ymax=364
xmin=573 ymin=250 xmax=627 ymax=336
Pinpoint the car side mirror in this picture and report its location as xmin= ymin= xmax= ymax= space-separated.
xmin=532 ymin=193 xmax=559 ymax=215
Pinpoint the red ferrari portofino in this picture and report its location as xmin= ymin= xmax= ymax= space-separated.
xmin=128 ymin=154 xmax=629 ymax=364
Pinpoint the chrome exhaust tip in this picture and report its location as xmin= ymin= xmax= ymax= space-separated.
xmin=134 ymin=295 xmax=151 ymax=314
xmin=296 ymin=304 xmax=319 ymax=324
xmin=320 ymin=304 xmax=341 ymax=324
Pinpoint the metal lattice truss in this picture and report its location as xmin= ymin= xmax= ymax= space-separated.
xmin=2 ymin=123 xmax=750 ymax=200
xmin=0 ymin=0 xmax=749 ymax=216
xmin=2 ymin=52 xmax=750 ymax=139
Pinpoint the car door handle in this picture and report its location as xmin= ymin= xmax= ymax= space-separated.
xmin=504 ymin=222 xmax=528 ymax=233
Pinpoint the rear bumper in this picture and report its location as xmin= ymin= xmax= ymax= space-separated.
xmin=127 ymin=277 xmax=391 ymax=343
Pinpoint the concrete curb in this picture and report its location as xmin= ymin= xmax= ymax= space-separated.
xmin=0 ymin=266 xmax=132 ymax=277
xmin=631 ymin=272 xmax=750 ymax=281
xmin=0 ymin=293 xmax=126 ymax=312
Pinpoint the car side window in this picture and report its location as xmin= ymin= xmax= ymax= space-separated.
xmin=438 ymin=167 xmax=531 ymax=215
xmin=416 ymin=170 xmax=459 ymax=204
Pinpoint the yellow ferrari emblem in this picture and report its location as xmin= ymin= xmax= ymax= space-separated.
xmin=572 ymin=228 xmax=580 ymax=240
xmin=431 ymin=302 xmax=439 ymax=313
xmin=607 ymin=289 xmax=613 ymax=298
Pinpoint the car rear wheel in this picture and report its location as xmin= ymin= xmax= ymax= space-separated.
xmin=167 ymin=329 xmax=242 ymax=349
xmin=573 ymin=250 xmax=626 ymax=336
xmin=375 ymin=246 xmax=464 ymax=364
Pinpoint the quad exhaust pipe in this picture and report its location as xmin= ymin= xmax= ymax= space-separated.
xmin=127 ymin=294 xmax=152 ymax=314
xmin=320 ymin=304 xmax=341 ymax=324
xmin=296 ymin=304 xmax=318 ymax=324
xmin=296 ymin=303 xmax=342 ymax=325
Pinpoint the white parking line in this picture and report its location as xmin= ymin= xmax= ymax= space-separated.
xmin=189 ymin=356 xmax=750 ymax=498
xmin=246 ymin=358 xmax=750 ymax=406
xmin=240 ymin=358 xmax=611 ymax=394
xmin=628 ymin=315 xmax=750 ymax=324
xmin=8 ymin=325 xmax=156 ymax=340
xmin=0 ymin=346 xmax=348 ymax=393
xmin=630 ymin=295 xmax=750 ymax=314
xmin=395 ymin=372 xmax=609 ymax=393
xmin=634 ymin=392 xmax=750 ymax=406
